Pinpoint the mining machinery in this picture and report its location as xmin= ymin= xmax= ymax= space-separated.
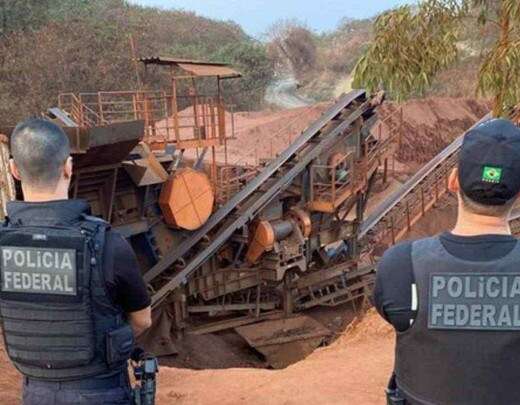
xmin=0 ymin=57 xmax=402 ymax=364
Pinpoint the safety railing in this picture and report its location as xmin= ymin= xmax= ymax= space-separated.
xmin=216 ymin=165 xmax=260 ymax=203
xmin=308 ymin=107 xmax=402 ymax=212
xmin=309 ymin=151 xmax=357 ymax=203
xmin=58 ymin=91 xmax=230 ymax=149
xmin=368 ymin=152 xmax=457 ymax=247
xmin=147 ymin=94 xmax=227 ymax=148
xmin=58 ymin=93 xmax=108 ymax=127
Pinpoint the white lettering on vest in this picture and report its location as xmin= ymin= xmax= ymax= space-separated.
xmin=42 ymin=252 xmax=53 ymax=268
xmin=3 ymin=271 xmax=12 ymax=289
xmin=447 ymin=277 xmax=463 ymax=298
xmin=53 ymin=276 xmax=63 ymax=291
xmin=510 ymin=278 xmax=520 ymax=298
xmin=486 ymin=277 xmax=500 ymax=298
xmin=2 ymin=249 xmax=12 ymax=266
xmin=61 ymin=253 xmax=73 ymax=271
xmin=14 ymin=251 xmax=24 ymax=267
xmin=41 ymin=274 xmax=51 ymax=291
xmin=432 ymin=277 xmax=446 ymax=297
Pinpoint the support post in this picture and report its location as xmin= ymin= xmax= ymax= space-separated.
xmin=172 ymin=77 xmax=180 ymax=143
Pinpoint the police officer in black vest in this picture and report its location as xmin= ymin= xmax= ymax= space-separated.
xmin=1 ymin=119 xmax=152 ymax=404
xmin=374 ymin=118 xmax=520 ymax=405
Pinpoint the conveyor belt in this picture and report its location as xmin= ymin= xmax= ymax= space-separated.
xmin=358 ymin=113 xmax=491 ymax=240
xmin=145 ymin=90 xmax=365 ymax=286
xmin=149 ymin=90 xmax=374 ymax=307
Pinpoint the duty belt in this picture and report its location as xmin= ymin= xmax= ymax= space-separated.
xmin=24 ymin=371 xmax=129 ymax=390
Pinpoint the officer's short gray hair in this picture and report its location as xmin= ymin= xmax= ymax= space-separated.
xmin=460 ymin=190 xmax=516 ymax=218
xmin=10 ymin=118 xmax=70 ymax=189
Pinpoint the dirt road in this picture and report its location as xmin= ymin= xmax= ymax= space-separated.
xmin=265 ymin=76 xmax=314 ymax=109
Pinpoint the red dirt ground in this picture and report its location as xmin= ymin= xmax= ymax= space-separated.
xmin=0 ymin=310 xmax=395 ymax=405
xmin=155 ymin=310 xmax=394 ymax=405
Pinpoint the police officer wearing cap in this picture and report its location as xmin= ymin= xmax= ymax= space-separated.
xmin=0 ymin=119 xmax=152 ymax=404
xmin=374 ymin=118 xmax=520 ymax=405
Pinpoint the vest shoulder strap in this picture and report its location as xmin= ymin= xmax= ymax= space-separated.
xmin=80 ymin=214 xmax=111 ymax=230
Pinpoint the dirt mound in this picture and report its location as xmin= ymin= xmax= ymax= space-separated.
xmin=175 ymin=103 xmax=330 ymax=165
xmin=226 ymin=96 xmax=489 ymax=167
xmin=225 ymin=103 xmax=330 ymax=165
xmin=177 ymin=96 xmax=488 ymax=169
xmin=156 ymin=310 xmax=394 ymax=405
xmin=378 ymin=97 xmax=490 ymax=163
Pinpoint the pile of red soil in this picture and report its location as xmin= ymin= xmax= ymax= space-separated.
xmin=155 ymin=309 xmax=394 ymax=405
xmin=378 ymin=97 xmax=490 ymax=163
xmin=224 ymin=104 xmax=329 ymax=165
xmin=226 ymin=97 xmax=489 ymax=168
xmin=176 ymin=103 xmax=329 ymax=166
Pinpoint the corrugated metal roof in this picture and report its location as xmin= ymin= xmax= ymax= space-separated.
xmin=139 ymin=56 xmax=241 ymax=79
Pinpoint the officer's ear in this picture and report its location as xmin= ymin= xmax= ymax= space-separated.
xmin=63 ymin=156 xmax=73 ymax=180
xmin=448 ymin=167 xmax=460 ymax=193
xmin=9 ymin=158 xmax=22 ymax=181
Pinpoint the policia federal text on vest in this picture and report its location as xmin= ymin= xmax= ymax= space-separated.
xmin=0 ymin=214 xmax=134 ymax=381
xmin=391 ymin=237 xmax=520 ymax=405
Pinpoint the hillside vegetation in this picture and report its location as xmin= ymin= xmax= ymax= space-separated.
xmin=0 ymin=0 xmax=274 ymax=124
xmin=267 ymin=18 xmax=372 ymax=100
xmin=270 ymin=14 xmax=486 ymax=103
xmin=0 ymin=0 xmax=492 ymax=125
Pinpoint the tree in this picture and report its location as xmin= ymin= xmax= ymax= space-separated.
xmin=352 ymin=0 xmax=520 ymax=117
xmin=266 ymin=20 xmax=317 ymax=78
xmin=212 ymin=42 xmax=274 ymax=110
xmin=0 ymin=0 xmax=272 ymax=123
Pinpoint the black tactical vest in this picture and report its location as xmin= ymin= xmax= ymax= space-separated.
xmin=0 ymin=201 xmax=134 ymax=381
xmin=395 ymin=236 xmax=520 ymax=405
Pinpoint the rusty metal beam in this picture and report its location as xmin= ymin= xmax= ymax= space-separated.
xmin=148 ymin=91 xmax=373 ymax=308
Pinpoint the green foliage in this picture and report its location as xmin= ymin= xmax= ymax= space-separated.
xmin=0 ymin=0 xmax=273 ymax=123
xmin=266 ymin=20 xmax=317 ymax=79
xmin=213 ymin=42 xmax=275 ymax=110
xmin=352 ymin=1 xmax=463 ymax=101
xmin=476 ymin=0 xmax=520 ymax=115
xmin=353 ymin=0 xmax=520 ymax=116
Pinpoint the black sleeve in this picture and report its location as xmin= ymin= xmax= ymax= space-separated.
xmin=103 ymin=231 xmax=151 ymax=313
xmin=373 ymin=241 xmax=415 ymax=332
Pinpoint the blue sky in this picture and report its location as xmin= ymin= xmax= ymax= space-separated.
xmin=128 ymin=0 xmax=417 ymax=37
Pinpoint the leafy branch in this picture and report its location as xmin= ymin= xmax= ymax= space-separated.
xmin=353 ymin=0 xmax=520 ymax=117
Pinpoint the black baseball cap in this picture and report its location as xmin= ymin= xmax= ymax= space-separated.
xmin=458 ymin=118 xmax=520 ymax=206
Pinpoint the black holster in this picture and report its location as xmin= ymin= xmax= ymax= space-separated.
xmin=131 ymin=348 xmax=158 ymax=405
xmin=386 ymin=373 xmax=406 ymax=405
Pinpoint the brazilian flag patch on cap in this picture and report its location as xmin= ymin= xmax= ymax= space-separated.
xmin=482 ymin=166 xmax=503 ymax=183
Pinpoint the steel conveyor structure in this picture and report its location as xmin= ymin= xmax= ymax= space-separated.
xmin=147 ymin=90 xmax=374 ymax=307
xmin=358 ymin=113 xmax=491 ymax=247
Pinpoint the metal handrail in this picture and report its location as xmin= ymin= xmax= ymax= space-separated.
xmin=358 ymin=113 xmax=492 ymax=243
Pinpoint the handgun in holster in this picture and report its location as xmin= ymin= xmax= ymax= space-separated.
xmin=386 ymin=373 xmax=406 ymax=405
xmin=131 ymin=348 xmax=159 ymax=405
